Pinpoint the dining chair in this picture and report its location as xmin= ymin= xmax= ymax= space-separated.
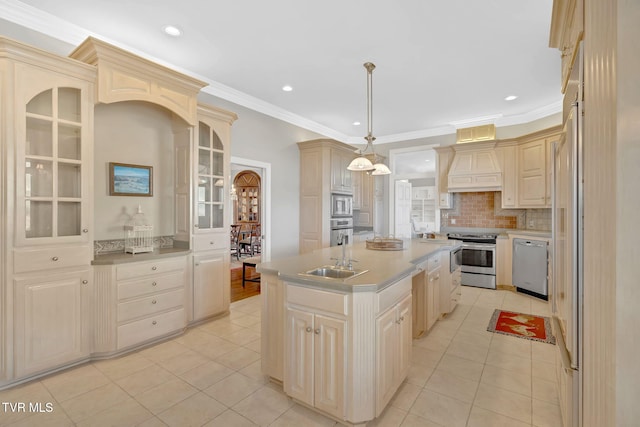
xmin=230 ymin=225 xmax=241 ymax=260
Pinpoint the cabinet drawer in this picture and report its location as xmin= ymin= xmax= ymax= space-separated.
xmin=117 ymin=308 xmax=185 ymax=350
xmin=286 ymin=284 xmax=348 ymax=316
xmin=427 ymin=254 xmax=441 ymax=272
xmin=376 ymin=276 xmax=412 ymax=314
xmin=14 ymin=246 xmax=91 ymax=274
xmin=116 ymin=257 xmax=185 ymax=281
xmin=118 ymin=289 xmax=184 ymax=323
xmin=117 ymin=271 xmax=184 ymax=300
xmin=193 ymin=234 xmax=227 ymax=252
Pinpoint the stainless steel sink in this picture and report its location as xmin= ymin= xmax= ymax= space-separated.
xmin=300 ymin=266 xmax=368 ymax=280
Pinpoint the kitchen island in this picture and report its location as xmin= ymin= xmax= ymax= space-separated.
xmin=258 ymin=239 xmax=459 ymax=425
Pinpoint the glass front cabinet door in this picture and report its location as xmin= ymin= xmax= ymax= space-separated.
xmin=196 ymin=121 xmax=226 ymax=231
xmin=15 ymin=67 xmax=93 ymax=246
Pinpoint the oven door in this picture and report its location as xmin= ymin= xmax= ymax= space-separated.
xmin=461 ymin=243 xmax=496 ymax=275
xmin=450 ymin=247 xmax=462 ymax=273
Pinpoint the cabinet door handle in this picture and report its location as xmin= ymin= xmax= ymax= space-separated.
xmin=306 ymin=327 xmax=312 ymax=333
xmin=152 ymin=282 xmax=157 ymax=286
xmin=82 ymin=280 xmax=88 ymax=284
xmin=152 ymin=300 xmax=157 ymax=304
xmin=400 ymin=316 xmax=405 ymax=321
xmin=152 ymin=321 xmax=157 ymax=325
xmin=152 ymin=266 xmax=157 ymax=271
xmin=51 ymin=256 xmax=59 ymax=261
xmin=314 ymin=329 xmax=320 ymax=335
xmin=82 ymin=228 xmax=89 ymax=233
xmin=210 ymin=241 xmax=214 ymax=245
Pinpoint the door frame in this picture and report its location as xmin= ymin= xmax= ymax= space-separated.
xmin=231 ymin=156 xmax=272 ymax=261
xmin=387 ymin=144 xmax=439 ymax=236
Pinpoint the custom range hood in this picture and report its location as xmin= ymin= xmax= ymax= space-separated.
xmin=445 ymin=128 xmax=502 ymax=192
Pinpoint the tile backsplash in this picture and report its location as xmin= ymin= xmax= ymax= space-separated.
xmin=440 ymin=191 xmax=551 ymax=231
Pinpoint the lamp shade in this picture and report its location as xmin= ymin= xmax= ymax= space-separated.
xmin=371 ymin=163 xmax=391 ymax=175
xmin=347 ymin=156 xmax=375 ymax=171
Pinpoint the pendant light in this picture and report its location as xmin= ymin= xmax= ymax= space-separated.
xmin=347 ymin=62 xmax=391 ymax=175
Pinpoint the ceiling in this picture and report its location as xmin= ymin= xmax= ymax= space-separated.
xmin=1 ymin=0 xmax=561 ymax=148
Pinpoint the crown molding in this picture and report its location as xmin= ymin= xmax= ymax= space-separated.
xmin=1 ymin=0 xmax=562 ymax=145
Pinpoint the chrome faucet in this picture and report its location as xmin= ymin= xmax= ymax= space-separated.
xmin=331 ymin=232 xmax=357 ymax=270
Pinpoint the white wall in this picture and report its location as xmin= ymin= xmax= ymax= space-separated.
xmin=93 ymin=102 xmax=179 ymax=241
xmin=199 ymin=92 xmax=324 ymax=258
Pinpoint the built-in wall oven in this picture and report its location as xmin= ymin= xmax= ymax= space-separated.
xmin=330 ymin=217 xmax=353 ymax=247
xmin=331 ymin=194 xmax=353 ymax=218
xmin=448 ymin=233 xmax=497 ymax=289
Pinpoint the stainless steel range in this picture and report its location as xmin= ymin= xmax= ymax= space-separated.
xmin=447 ymin=232 xmax=497 ymax=289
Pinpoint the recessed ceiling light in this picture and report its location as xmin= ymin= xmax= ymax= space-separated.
xmin=504 ymin=95 xmax=518 ymax=101
xmin=163 ymin=25 xmax=182 ymax=37
xmin=425 ymin=159 xmax=431 ymax=162
xmin=282 ymin=85 xmax=293 ymax=92
xmin=353 ymin=121 xmax=361 ymax=126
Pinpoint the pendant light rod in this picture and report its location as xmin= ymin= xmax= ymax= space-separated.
xmin=364 ymin=62 xmax=376 ymax=143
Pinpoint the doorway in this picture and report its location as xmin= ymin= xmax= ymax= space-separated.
xmin=229 ymin=157 xmax=271 ymax=302
xmin=388 ymin=145 xmax=440 ymax=237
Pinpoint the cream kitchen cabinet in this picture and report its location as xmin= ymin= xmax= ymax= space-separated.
xmin=411 ymin=260 xmax=428 ymax=339
xmin=495 ymin=143 xmax=519 ymax=208
xmin=261 ymin=272 xmax=285 ymax=382
xmin=1 ymin=37 xmax=96 ymax=386
xmin=14 ymin=268 xmax=92 ymax=378
xmin=330 ymin=148 xmax=354 ymax=194
xmin=285 ymin=285 xmax=346 ymax=419
xmin=434 ymin=146 xmax=453 ymax=209
xmin=298 ymin=139 xmax=358 ymax=253
xmin=192 ymin=252 xmax=227 ymax=321
xmin=376 ymin=293 xmax=411 ymax=416
xmin=518 ymin=138 xmax=547 ymax=207
xmin=92 ymin=254 xmax=187 ymax=354
xmin=439 ymin=249 xmax=461 ymax=315
xmin=187 ymin=104 xmax=236 ymax=323
xmin=426 ymin=254 xmax=441 ymax=330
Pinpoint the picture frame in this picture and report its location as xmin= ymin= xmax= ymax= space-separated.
xmin=109 ymin=162 xmax=153 ymax=196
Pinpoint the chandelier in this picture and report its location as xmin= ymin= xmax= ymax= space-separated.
xmin=347 ymin=62 xmax=391 ymax=175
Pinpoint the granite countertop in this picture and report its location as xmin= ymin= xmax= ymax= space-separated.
xmin=257 ymin=239 xmax=461 ymax=293
xmin=92 ymin=248 xmax=191 ymax=265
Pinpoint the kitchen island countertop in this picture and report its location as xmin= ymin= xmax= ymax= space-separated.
xmin=257 ymin=238 xmax=460 ymax=292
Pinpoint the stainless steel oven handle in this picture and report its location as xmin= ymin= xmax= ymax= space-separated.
xmin=461 ymin=243 xmax=496 ymax=251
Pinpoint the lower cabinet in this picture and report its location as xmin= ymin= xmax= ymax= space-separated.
xmin=93 ymin=255 xmax=187 ymax=354
xmin=285 ymin=307 xmax=345 ymax=419
xmin=14 ymin=268 xmax=92 ymax=378
xmin=426 ymin=268 xmax=441 ymax=330
xmin=412 ymin=267 xmax=427 ymax=338
xmin=376 ymin=294 xmax=412 ymax=415
xmin=192 ymin=251 xmax=228 ymax=322
xmin=261 ymin=272 xmax=284 ymax=382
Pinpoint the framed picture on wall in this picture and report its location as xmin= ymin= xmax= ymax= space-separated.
xmin=109 ymin=162 xmax=153 ymax=196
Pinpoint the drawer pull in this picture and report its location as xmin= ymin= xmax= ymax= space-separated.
xmin=52 ymin=256 xmax=59 ymax=261
xmin=152 ymin=320 xmax=157 ymax=325
xmin=210 ymin=241 xmax=214 ymax=245
xmin=82 ymin=280 xmax=88 ymax=284
xmin=314 ymin=329 xmax=320 ymax=335
xmin=152 ymin=300 xmax=157 ymax=304
xmin=82 ymin=228 xmax=89 ymax=233
xmin=306 ymin=327 xmax=312 ymax=333
xmin=152 ymin=266 xmax=157 ymax=271
xmin=152 ymin=282 xmax=157 ymax=286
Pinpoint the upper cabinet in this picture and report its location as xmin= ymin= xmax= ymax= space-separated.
xmin=518 ymin=139 xmax=547 ymax=207
xmin=16 ymin=69 xmax=95 ymax=246
xmin=330 ymin=149 xmax=353 ymax=194
xmin=192 ymin=104 xmax=236 ymax=249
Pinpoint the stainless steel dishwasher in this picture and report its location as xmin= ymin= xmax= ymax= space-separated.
xmin=512 ymin=238 xmax=548 ymax=300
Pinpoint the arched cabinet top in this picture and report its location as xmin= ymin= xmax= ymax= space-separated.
xmin=69 ymin=37 xmax=207 ymax=126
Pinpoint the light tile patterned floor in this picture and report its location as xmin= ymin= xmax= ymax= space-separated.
xmin=0 ymin=287 xmax=563 ymax=426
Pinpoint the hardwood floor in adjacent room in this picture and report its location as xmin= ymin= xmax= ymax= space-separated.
xmin=230 ymin=265 xmax=260 ymax=303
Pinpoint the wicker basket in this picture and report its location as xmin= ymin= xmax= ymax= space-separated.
xmin=365 ymin=237 xmax=404 ymax=251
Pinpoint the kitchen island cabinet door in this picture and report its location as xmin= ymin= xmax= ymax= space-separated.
xmin=375 ymin=293 xmax=412 ymax=416
xmin=285 ymin=308 xmax=315 ymax=406
xmin=314 ymin=314 xmax=345 ymax=418
xmin=14 ymin=269 xmax=91 ymax=378
xmin=427 ymin=269 xmax=441 ymax=330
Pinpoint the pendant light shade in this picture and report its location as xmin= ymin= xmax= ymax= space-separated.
xmin=347 ymin=156 xmax=374 ymax=171
xmin=347 ymin=62 xmax=391 ymax=175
